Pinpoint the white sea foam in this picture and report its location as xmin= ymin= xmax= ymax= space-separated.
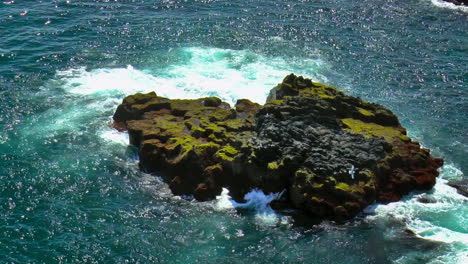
xmin=57 ymin=65 xmax=161 ymax=97
xmin=368 ymin=164 xmax=467 ymax=248
xmin=99 ymin=129 xmax=129 ymax=145
xmin=430 ymin=0 xmax=468 ymax=12
xmin=57 ymin=47 xmax=327 ymax=105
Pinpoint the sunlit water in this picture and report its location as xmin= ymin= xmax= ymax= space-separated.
xmin=0 ymin=0 xmax=466 ymax=263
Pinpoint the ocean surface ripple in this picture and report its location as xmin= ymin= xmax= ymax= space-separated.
xmin=0 ymin=0 xmax=466 ymax=263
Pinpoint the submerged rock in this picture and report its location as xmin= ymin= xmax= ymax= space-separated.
xmin=113 ymin=74 xmax=443 ymax=221
xmin=447 ymin=179 xmax=468 ymax=197
xmin=417 ymin=195 xmax=437 ymax=204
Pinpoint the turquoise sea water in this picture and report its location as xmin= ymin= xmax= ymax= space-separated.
xmin=0 ymin=0 xmax=467 ymax=263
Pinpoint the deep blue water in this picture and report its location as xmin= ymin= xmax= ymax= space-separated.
xmin=0 ymin=0 xmax=467 ymax=263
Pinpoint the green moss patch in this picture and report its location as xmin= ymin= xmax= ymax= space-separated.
xmin=215 ymin=145 xmax=239 ymax=162
xmin=341 ymin=118 xmax=405 ymax=143
xmin=357 ymin=107 xmax=374 ymax=117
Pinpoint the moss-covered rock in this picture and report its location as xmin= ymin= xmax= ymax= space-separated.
xmin=113 ymin=92 xmax=259 ymax=201
xmin=113 ymin=74 xmax=443 ymax=222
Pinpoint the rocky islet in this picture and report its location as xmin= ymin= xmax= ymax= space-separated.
xmin=113 ymin=74 xmax=443 ymax=221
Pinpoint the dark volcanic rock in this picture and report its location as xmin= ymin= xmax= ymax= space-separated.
xmin=113 ymin=74 xmax=443 ymax=221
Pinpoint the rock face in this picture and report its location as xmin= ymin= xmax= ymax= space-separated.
xmin=113 ymin=74 xmax=443 ymax=221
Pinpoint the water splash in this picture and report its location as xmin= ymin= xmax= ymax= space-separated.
xmin=215 ymin=188 xmax=235 ymax=211
xmin=231 ymin=189 xmax=284 ymax=213
xmin=230 ymin=189 xmax=285 ymax=225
